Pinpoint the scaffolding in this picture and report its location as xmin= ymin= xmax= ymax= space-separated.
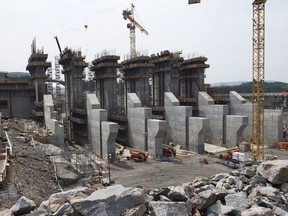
xmin=55 ymin=56 xmax=63 ymax=120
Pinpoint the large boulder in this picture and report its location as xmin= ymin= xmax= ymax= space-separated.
xmin=191 ymin=189 xmax=217 ymax=210
xmin=225 ymin=192 xmax=250 ymax=211
xmin=248 ymin=174 xmax=267 ymax=187
xmin=56 ymin=161 xmax=80 ymax=186
xmin=257 ymin=160 xmax=288 ymax=184
xmin=32 ymin=200 xmax=50 ymax=216
xmin=121 ymin=204 xmax=146 ymax=216
xmin=241 ymin=205 xmax=272 ymax=216
xmin=240 ymin=167 xmax=256 ymax=178
xmin=149 ymin=187 xmax=170 ymax=201
xmin=280 ymin=183 xmax=288 ymax=193
xmin=70 ymin=184 xmax=145 ymax=216
xmin=11 ymin=196 xmax=36 ymax=216
xmin=192 ymin=176 xmax=209 ymax=188
xmin=167 ymin=186 xmax=188 ymax=202
xmin=0 ymin=209 xmax=13 ymax=216
xmin=53 ymin=203 xmax=74 ymax=216
xmin=271 ymin=206 xmax=288 ymax=216
xmin=149 ymin=201 xmax=190 ymax=216
xmin=206 ymin=203 xmax=237 ymax=216
xmin=49 ymin=187 xmax=93 ymax=213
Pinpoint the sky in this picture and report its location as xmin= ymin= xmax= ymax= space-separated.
xmin=0 ymin=0 xmax=287 ymax=84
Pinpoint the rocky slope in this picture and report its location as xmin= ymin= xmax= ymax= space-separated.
xmin=2 ymin=159 xmax=288 ymax=216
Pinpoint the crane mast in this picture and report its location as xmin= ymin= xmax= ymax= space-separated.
xmin=189 ymin=0 xmax=267 ymax=160
xmin=252 ymin=0 xmax=266 ymax=161
xmin=123 ymin=4 xmax=148 ymax=58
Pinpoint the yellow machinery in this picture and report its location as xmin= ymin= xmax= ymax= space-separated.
xmin=251 ymin=0 xmax=266 ymax=160
xmin=189 ymin=0 xmax=267 ymax=160
xmin=123 ymin=4 xmax=148 ymax=58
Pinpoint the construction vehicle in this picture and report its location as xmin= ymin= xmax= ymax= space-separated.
xmin=219 ymin=148 xmax=240 ymax=160
xmin=162 ymin=144 xmax=176 ymax=157
xmin=189 ymin=0 xmax=267 ymax=161
xmin=122 ymin=4 xmax=148 ymax=58
xmin=199 ymin=153 xmax=213 ymax=164
xmin=127 ymin=149 xmax=148 ymax=162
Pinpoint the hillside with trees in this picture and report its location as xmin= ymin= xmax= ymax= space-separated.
xmin=210 ymin=81 xmax=288 ymax=93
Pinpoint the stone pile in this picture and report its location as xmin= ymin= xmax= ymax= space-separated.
xmin=2 ymin=160 xmax=288 ymax=216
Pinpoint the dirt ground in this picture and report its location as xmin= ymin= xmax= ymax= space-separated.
xmin=110 ymin=146 xmax=288 ymax=190
xmin=1 ymin=111 xmax=287 ymax=207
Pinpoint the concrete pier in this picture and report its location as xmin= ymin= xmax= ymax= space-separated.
xmin=127 ymin=93 xmax=152 ymax=151
xmin=229 ymin=91 xmax=283 ymax=147
xmin=101 ymin=121 xmax=118 ymax=162
xmin=225 ymin=115 xmax=248 ymax=148
xmin=198 ymin=91 xmax=229 ymax=145
xmin=43 ymin=94 xmax=64 ymax=147
xmin=148 ymin=119 xmax=166 ymax=158
xmin=188 ymin=117 xmax=209 ymax=154
xmin=164 ymin=92 xmax=192 ymax=149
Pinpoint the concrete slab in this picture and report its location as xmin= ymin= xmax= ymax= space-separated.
xmin=204 ymin=143 xmax=227 ymax=154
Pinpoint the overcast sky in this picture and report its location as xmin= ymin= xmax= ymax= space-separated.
xmin=0 ymin=0 xmax=287 ymax=83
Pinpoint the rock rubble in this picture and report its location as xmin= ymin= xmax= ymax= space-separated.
xmin=1 ymin=159 xmax=288 ymax=216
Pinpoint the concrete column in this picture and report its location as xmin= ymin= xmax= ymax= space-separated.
xmin=188 ymin=117 xmax=209 ymax=154
xmin=44 ymin=94 xmax=56 ymax=132
xmin=86 ymin=93 xmax=107 ymax=157
xmin=225 ymin=115 xmax=248 ymax=148
xmin=127 ymin=93 xmax=152 ymax=151
xmin=35 ymin=82 xmax=39 ymax=103
xmin=198 ymin=91 xmax=229 ymax=145
xmin=229 ymin=91 xmax=283 ymax=147
xmin=101 ymin=121 xmax=118 ymax=163
xmin=164 ymin=92 xmax=193 ymax=150
xmin=43 ymin=94 xmax=64 ymax=148
xmin=148 ymin=119 xmax=166 ymax=159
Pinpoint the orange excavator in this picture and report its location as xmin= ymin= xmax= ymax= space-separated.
xmin=126 ymin=148 xmax=148 ymax=162
xmin=219 ymin=148 xmax=240 ymax=160
xmin=162 ymin=144 xmax=176 ymax=157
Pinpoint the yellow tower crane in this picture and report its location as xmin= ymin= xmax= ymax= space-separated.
xmin=251 ymin=0 xmax=266 ymax=161
xmin=189 ymin=0 xmax=267 ymax=160
xmin=122 ymin=4 xmax=149 ymax=59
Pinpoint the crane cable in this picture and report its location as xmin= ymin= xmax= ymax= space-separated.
xmin=83 ymin=0 xmax=88 ymax=58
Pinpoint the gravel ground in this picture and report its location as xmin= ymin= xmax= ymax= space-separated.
xmin=5 ymin=128 xmax=59 ymax=206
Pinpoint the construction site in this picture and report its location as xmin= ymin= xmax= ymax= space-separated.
xmin=0 ymin=0 xmax=288 ymax=215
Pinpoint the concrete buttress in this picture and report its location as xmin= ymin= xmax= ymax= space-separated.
xmin=188 ymin=117 xmax=209 ymax=154
xmin=86 ymin=93 xmax=107 ymax=157
xmin=127 ymin=93 xmax=152 ymax=151
xmin=101 ymin=121 xmax=118 ymax=162
xmin=164 ymin=92 xmax=192 ymax=150
xmin=148 ymin=119 xmax=166 ymax=159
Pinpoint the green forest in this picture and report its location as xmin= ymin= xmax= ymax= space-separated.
xmin=211 ymin=81 xmax=288 ymax=93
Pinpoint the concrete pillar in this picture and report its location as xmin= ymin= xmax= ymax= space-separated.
xmin=43 ymin=94 xmax=64 ymax=147
xmin=229 ymin=91 xmax=284 ymax=147
xmin=101 ymin=121 xmax=118 ymax=162
xmin=225 ymin=115 xmax=248 ymax=148
xmin=148 ymin=119 xmax=166 ymax=159
xmin=164 ymin=92 xmax=192 ymax=150
xmin=127 ymin=93 xmax=152 ymax=151
xmin=188 ymin=117 xmax=209 ymax=154
xmin=86 ymin=93 xmax=107 ymax=157
xmin=198 ymin=91 xmax=229 ymax=145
